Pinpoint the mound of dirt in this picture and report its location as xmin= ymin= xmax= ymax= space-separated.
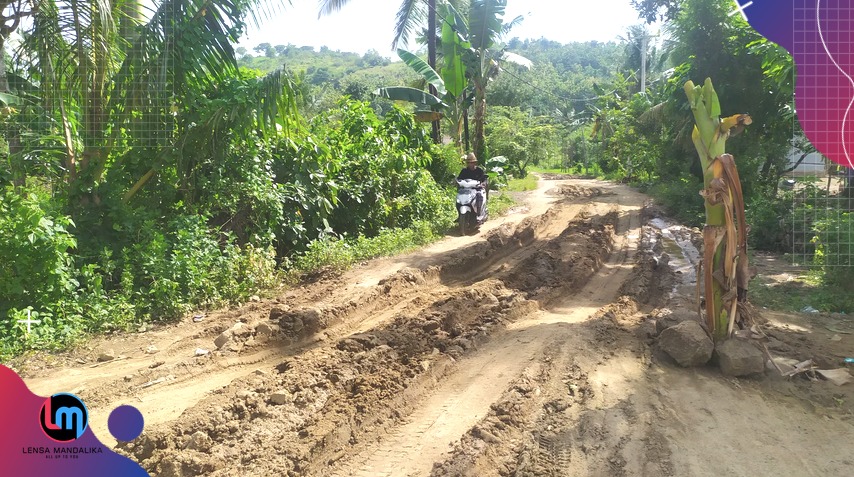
xmin=20 ymin=178 xmax=854 ymax=477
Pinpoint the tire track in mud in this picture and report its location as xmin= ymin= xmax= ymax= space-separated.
xmin=22 ymin=194 xmax=585 ymax=448
xmin=326 ymin=195 xmax=644 ymax=477
xmin=106 ymin=183 xmax=640 ymax=477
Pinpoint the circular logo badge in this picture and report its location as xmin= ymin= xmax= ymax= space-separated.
xmin=39 ymin=393 xmax=89 ymax=442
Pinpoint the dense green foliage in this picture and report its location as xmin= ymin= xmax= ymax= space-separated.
xmin=2 ymin=0 xmax=852 ymax=358
xmin=0 ymin=1 xmax=457 ymax=360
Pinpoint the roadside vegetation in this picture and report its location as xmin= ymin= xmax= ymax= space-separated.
xmin=1 ymin=0 xmax=850 ymax=359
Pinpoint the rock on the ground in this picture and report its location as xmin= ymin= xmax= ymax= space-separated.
xmin=214 ymin=330 xmax=232 ymax=349
xmin=268 ymin=305 xmax=290 ymax=320
xmin=97 ymin=350 xmax=117 ymax=362
xmin=655 ymin=308 xmax=699 ymax=335
xmin=184 ymin=431 xmax=213 ymax=452
xmin=254 ymin=322 xmax=275 ymax=336
xmin=270 ymin=392 xmax=290 ymax=405
xmin=230 ymin=321 xmax=251 ymax=337
xmin=717 ymin=339 xmax=765 ymax=376
xmin=659 ymin=320 xmax=714 ymax=367
xmin=278 ymin=307 xmax=326 ymax=335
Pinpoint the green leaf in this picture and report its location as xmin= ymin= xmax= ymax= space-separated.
xmin=397 ymin=49 xmax=445 ymax=97
xmin=374 ymin=87 xmax=444 ymax=106
xmin=0 ymin=92 xmax=27 ymax=106
xmin=441 ymin=5 xmax=470 ymax=97
xmin=469 ymin=0 xmax=507 ymax=51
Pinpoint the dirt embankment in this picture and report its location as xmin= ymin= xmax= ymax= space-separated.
xmin=16 ymin=177 xmax=854 ymax=477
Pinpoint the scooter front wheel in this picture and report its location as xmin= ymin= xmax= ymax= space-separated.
xmin=459 ymin=212 xmax=470 ymax=236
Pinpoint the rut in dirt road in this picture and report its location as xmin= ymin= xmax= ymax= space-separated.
xmin=104 ymin=182 xmax=648 ymax=477
xmin=21 ymin=190 xmax=580 ymax=447
xmin=330 ymin=197 xmax=644 ymax=477
xmin=20 ymin=178 xmax=854 ymax=477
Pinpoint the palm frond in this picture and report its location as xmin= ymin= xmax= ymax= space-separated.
xmin=500 ymin=13 xmax=522 ymax=38
xmin=108 ymin=0 xmax=246 ymax=134
xmin=392 ymin=0 xmax=426 ymax=49
xmin=243 ymin=0 xmax=290 ymax=30
xmin=317 ymin=0 xmax=350 ymax=18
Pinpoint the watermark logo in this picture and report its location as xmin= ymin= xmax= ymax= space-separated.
xmin=39 ymin=393 xmax=89 ymax=442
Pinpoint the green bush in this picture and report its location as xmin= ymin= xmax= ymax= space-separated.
xmin=118 ymin=214 xmax=279 ymax=319
xmin=647 ymin=176 xmax=705 ymax=227
xmin=1 ymin=99 xmax=459 ymax=360
xmin=745 ymin=190 xmax=794 ymax=251
xmin=427 ymin=144 xmax=463 ymax=186
xmin=291 ymin=220 xmax=443 ymax=274
xmin=0 ymin=186 xmax=77 ymax=321
xmin=812 ymin=210 xmax=854 ymax=291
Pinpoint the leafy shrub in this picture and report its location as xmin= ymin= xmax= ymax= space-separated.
xmin=291 ymin=220 xmax=442 ymax=274
xmin=428 ymin=144 xmax=464 ymax=186
xmin=291 ymin=99 xmax=452 ymax=240
xmin=0 ymin=186 xmax=77 ymax=320
xmin=485 ymin=155 xmax=510 ymax=189
xmin=745 ymin=190 xmax=794 ymax=251
xmin=118 ymin=214 xmax=279 ymax=319
xmin=811 ymin=210 xmax=854 ymax=290
xmin=648 ymin=176 xmax=705 ymax=227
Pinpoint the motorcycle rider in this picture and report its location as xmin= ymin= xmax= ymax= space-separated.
xmin=456 ymin=153 xmax=488 ymax=216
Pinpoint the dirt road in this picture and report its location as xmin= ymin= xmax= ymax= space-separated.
xmin=15 ymin=177 xmax=854 ymax=476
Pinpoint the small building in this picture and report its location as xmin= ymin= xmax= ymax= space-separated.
xmin=782 ymin=147 xmax=829 ymax=177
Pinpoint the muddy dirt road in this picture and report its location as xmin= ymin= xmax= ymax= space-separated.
xmin=15 ymin=177 xmax=854 ymax=476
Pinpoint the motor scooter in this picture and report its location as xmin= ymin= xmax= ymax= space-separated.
xmin=456 ymin=179 xmax=488 ymax=235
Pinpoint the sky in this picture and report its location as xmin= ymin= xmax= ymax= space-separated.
xmin=237 ymin=0 xmax=654 ymax=58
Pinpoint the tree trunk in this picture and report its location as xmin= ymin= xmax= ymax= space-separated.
xmin=473 ymin=82 xmax=486 ymax=161
xmin=463 ymin=93 xmax=470 ymax=153
xmin=427 ymin=0 xmax=439 ymax=144
xmin=0 ymin=36 xmax=9 ymax=93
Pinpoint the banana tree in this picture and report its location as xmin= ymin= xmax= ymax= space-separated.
xmin=684 ymin=78 xmax=753 ymax=342
xmin=375 ymin=46 xmax=473 ymax=148
xmin=467 ymin=0 xmax=508 ymax=161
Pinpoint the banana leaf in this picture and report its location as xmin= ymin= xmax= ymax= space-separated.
xmin=441 ymin=4 xmax=470 ymax=97
xmin=0 ymin=92 xmax=26 ymax=106
xmin=374 ymin=86 xmax=445 ymax=106
xmin=469 ymin=0 xmax=507 ymax=51
xmin=397 ymin=49 xmax=446 ymax=97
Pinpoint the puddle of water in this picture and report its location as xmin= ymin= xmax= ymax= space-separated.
xmin=649 ymin=217 xmax=702 ymax=296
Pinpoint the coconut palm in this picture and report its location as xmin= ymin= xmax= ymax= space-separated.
xmin=319 ymin=0 xmax=470 ymax=142
xmin=10 ymin=0 xmax=296 ymax=200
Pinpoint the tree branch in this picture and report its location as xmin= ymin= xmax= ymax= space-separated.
xmin=781 ymin=152 xmax=809 ymax=174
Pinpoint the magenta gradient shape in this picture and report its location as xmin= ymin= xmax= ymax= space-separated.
xmin=747 ymin=0 xmax=854 ymax=168
xmin=0 ymin=365 xmax=149 ymax=476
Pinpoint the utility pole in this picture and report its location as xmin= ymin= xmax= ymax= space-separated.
xmin=640 ymin=35 xmax=649 ymax=93
xmin=427 ymin=0 xmax=440 ymax=144
xmin=631 ymin=32 xmax=658 ymax=94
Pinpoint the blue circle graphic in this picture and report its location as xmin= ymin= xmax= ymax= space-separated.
xmin=108 ymin=405 xmax=144 ymax=442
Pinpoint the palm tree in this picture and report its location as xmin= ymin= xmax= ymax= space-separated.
xmin=0 ymin=0 xmax=29 ymax=93
xmin=319 ymin=0 xmax=459 ymax=143
xmin=11 ymin=0 xmax=297 ymax=201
